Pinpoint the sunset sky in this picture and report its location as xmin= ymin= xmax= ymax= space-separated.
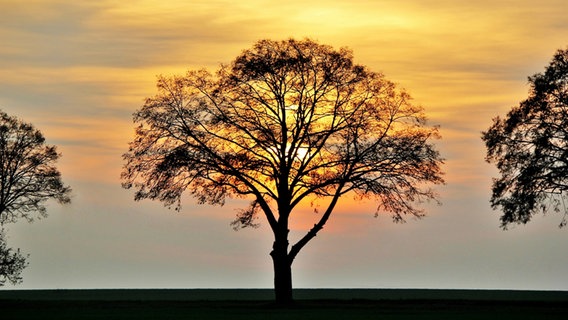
xmin=2 ymin=0 xmax=568 ymax=290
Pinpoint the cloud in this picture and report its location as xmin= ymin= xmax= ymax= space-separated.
xmin=1 ymin=1 xmax=276 ymax=69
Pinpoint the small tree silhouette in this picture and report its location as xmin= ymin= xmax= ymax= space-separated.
xmin=122 ymin=39 xmax=444 ymax=303
xmin=0 ymin=109 xmax=71 ymax=285
xmin=483 ymin=47 xmax=568 ymax=228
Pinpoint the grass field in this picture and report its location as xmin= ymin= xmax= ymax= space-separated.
xmin=1 ymin=289 xmax=567 ymax=319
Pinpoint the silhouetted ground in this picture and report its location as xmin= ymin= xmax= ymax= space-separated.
xmin=2 ymin=289 xmax=567 ymax=319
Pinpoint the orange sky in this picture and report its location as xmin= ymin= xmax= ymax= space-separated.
xmin=1 ymin=0 xmax=568 ymax=290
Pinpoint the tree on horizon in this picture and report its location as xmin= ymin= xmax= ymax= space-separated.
xmin=483 ymin=47 xmax=568 ymax=229
xmin=0 ymin=109 xmax=71 ymax=286
xmin=122 ymin=38 xmax=444 ymax=304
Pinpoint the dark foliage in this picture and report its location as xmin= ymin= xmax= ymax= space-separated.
xmin=482 ymin=48 xmax=568 ymax=228
xmin=0 ymin=228 xmax=27 ymax=286
xmin=0 ymin=110 xmax=71 ymax=224
xmin=0 ymin=109 xmax=71 ymax=285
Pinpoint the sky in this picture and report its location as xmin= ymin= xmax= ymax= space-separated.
xmin=1 ymin=0 xmax=568 ymax=290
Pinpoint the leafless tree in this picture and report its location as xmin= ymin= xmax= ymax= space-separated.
xmin=122 ymin=39 xmax=444 ymax=303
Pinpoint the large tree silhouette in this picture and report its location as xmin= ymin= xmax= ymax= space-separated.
xmin=483 ymin=47 xmax=568 ymax=229
xmin=0 ymin=109 xmax=71 ymax=285
xmin=122 ymin=39 xmax=444 ymax=303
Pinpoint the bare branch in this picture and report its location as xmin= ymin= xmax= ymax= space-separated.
xmin=121 ymin=39 xmax=444 ymax=290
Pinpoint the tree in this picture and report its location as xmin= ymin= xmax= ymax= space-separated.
xmin=122 ymin=39 xmax=444 ymax=303
xmin=482 ymin=47 xmax=568 ymax=229
xmin=0 ymin=109 xmax=71 ymax=285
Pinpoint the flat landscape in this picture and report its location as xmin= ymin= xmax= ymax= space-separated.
xmin=1 ymin=289 xmax=567 ymax=319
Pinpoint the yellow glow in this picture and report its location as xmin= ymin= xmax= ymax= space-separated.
xmin=2 ymin=0 xmax=567 ymax=227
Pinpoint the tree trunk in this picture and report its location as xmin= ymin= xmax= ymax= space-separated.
xmin=270 ymin=236 xmax=293 ymax=304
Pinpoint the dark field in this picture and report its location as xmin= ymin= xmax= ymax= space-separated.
xmin=1 ymin=289 xmax=567 ymax=319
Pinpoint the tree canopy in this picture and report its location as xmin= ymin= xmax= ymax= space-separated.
xmin=122 ymin=38 xmax=444 ymax=302
xmin=482 ymin=47 xmax=568 ymax=228
xmin=0 ymin=110 xmax=71 ymax=224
